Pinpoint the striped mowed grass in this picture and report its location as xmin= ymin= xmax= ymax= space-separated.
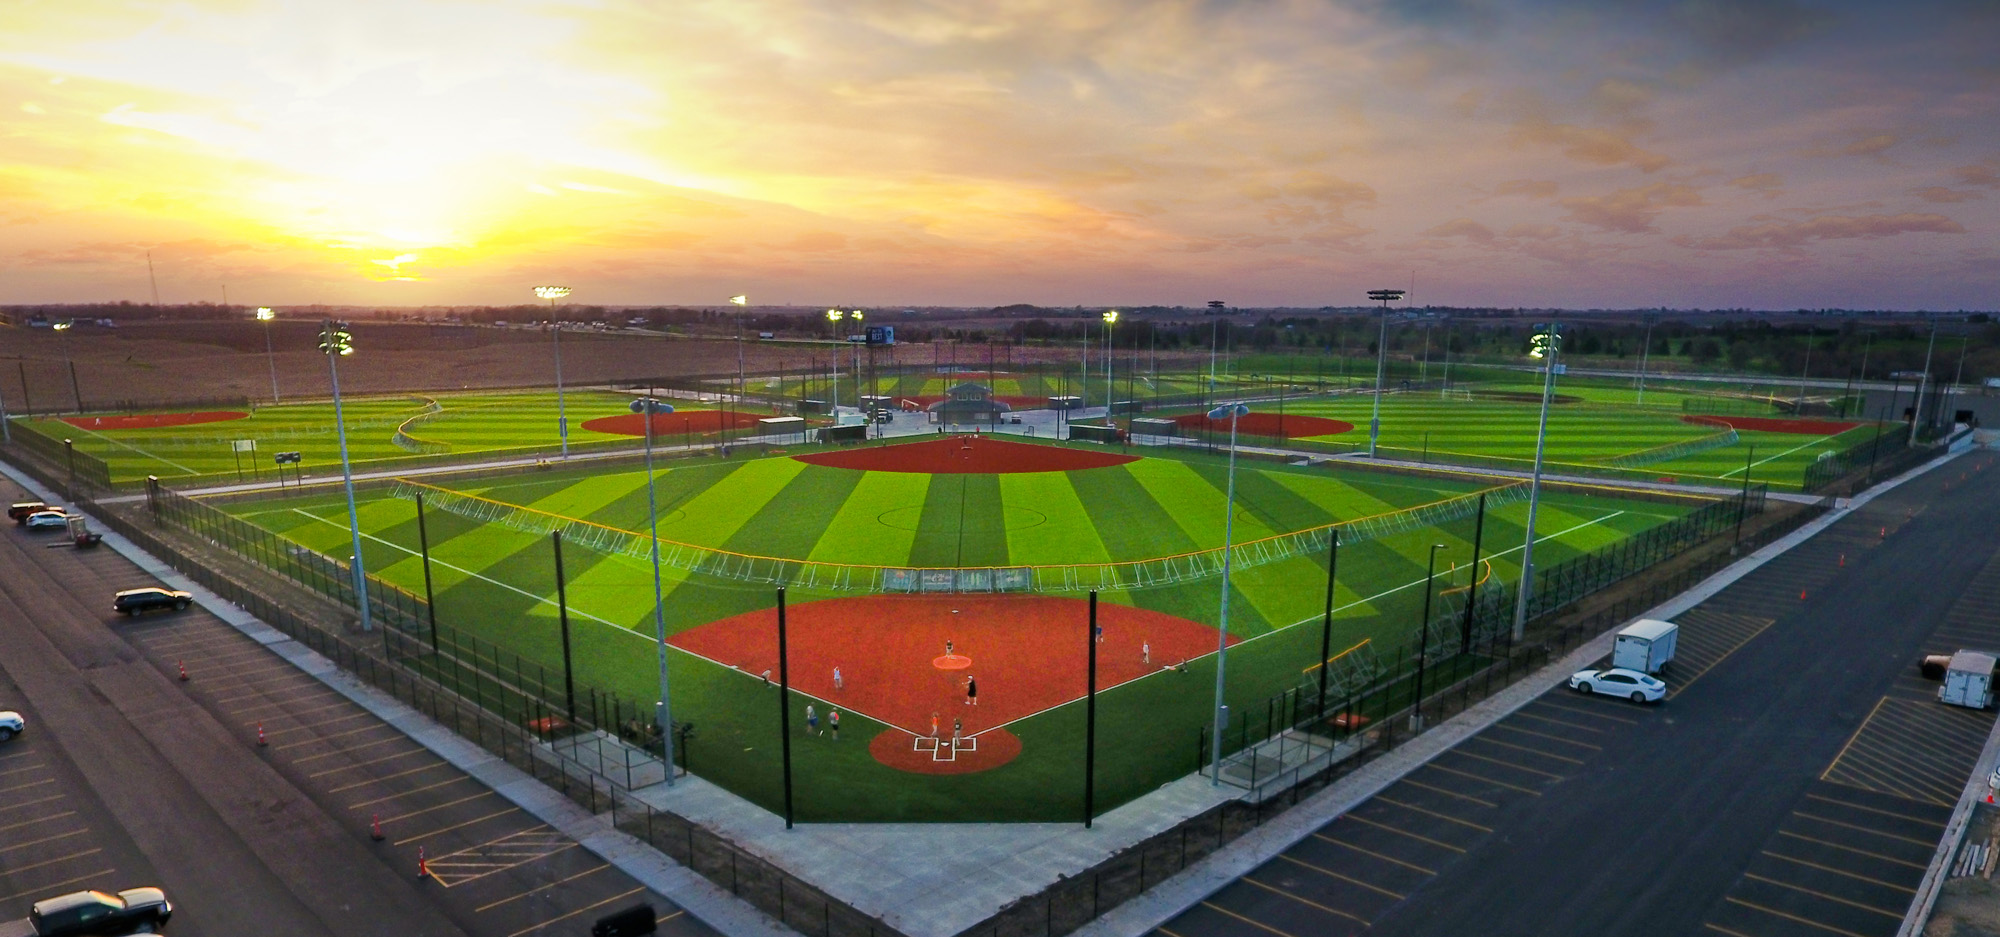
xmin=220 ymin=441 xmax=1696 ymax=820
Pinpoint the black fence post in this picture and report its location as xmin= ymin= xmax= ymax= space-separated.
xmin=1084 ymin=591 xmax=1098 ymax=828
xmin=1317 ymin=532 xmax=1337 ymax=720
xmin=777 ymin=587 xmax=795 ymax=830
xmin=552 ymin=531 xmax=577 ymax=722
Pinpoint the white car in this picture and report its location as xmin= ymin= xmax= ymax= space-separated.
xmin=23 ymin=510 xmax=69 ymax=530
xmin=1569 ymin=667 xmax=1666 ymax=703
xmin=0 ymin=711 xmax=22 ymax=742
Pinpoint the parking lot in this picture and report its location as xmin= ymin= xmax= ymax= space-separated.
xmin=1163 ymin=690 xmax=1650 ymax=937
xmin=4 ymin=515 xmax=714 ymax=937
xmin=0 ymin=667 xmax=156 ymax=923
xmin=1154 ymin=453 xmax=2000 ymax=937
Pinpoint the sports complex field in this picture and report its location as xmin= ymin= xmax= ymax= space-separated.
xmin=215 ymin=434 xmax=1705 ymax=821
xmin=23 ymin=389 xmax=777 ymax=484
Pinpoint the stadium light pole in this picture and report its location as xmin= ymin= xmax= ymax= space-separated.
xmin=825 ymin=310 xmax=845 ymax=410
xmin=320 ymin=320 xmax=372 ymax=633
xmin=632 ymin=397 xmax=679 ymax=781
xmin=255 ymin=307 xmax=282 ymax=404
xmin=1411 ymin=543 xmax=1447 ymax=732
xmin=52 ymin=320 xmax=81 ymax=412
xmin=1635 ymin=313 xmax=1658 ymax=406
xmin=1910 ymin=315 xmax=1938 ymax=445
xmin=1209 ymin=402 xmax=1249 ymax=786
xmin=1102 ymin=310 xmax=1119 ymax=426
xmin=1365 ymin=289 xmax=1405 ymax=457
xmin=534 ymin=286 xmax=573 ymax=458
xmin=1511 ymin=323 xmax=1560 ymax=640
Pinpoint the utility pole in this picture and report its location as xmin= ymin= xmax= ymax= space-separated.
xmin=1365 ymin=289 xmax=1406 ymax=457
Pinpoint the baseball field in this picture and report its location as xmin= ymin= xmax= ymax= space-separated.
xmin=215 ymin=434 xmax=1703 ymax=821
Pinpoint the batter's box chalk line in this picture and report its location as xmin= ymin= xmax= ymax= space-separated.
xmin=912 ymin=735 xmax=978 ymax=760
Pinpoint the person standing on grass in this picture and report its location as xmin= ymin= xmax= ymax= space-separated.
xmin=829 ymin=709 xmax=840 ymax=741
xmin=806 ymin=703 xmax=819 ymax=737
xmin=965 ymin=674 xmax=978 ymax=706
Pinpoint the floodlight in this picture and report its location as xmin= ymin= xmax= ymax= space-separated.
xmin=255 ymin=307 xmax=275 ymax=322
xmin=533 ymin=285 xmax=572 ymax=300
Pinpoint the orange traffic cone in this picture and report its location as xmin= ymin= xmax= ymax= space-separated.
xmin=417 ymin=847 xmax=430 ymax=880
xmin=371 ymin=813 xmax=384 ymax=842
xmin=177 ymin=661 xmax=188 ymax=682
xmin=256 ymin=723 xmax=267 ymax=747
xmin=1799 ymin=589 xmax=1808 ymax=601
xmin=1838 ymin=554 xmax=1845 ymax=568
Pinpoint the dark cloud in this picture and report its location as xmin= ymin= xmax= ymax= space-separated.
xmin=1668 ymin=0 xmax=1835 ymax=65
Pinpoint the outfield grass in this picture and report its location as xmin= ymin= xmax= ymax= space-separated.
xmin=218 ymin=441 xmax=1697 ymax=820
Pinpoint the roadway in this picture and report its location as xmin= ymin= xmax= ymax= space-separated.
xmin=1151 ymin=448 xmax=2000 ymax=937
xmin=0 ymin=500 xmax=714 ymax=935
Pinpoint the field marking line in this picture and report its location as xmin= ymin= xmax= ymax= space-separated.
xmin=54 ymin=422 xmax=201 ymax=474
xmin=1720 ymin=433 xmax=1840 ymax=478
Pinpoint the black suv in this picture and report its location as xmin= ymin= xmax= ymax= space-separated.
xmin=112 ymin=587 xmax=192 ymax=616
xmin=28 ymin=887 xmax=172 ymax=935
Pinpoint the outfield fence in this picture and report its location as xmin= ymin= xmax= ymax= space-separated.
xmin=393 ymin=476 xmax=1533 ymax=594
xmin=1802 ymin=424 xmax=1916 ymax=494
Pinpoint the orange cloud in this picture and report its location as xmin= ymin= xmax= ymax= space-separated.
xmin=1510 ymin=117 xmax=1670 ymax=172
xmin=1421 ymin=218 xmax=1496 ymax=242
xmin=1673 ymin=213 xmax=1964 ymax=250
xmin=1560 ymin=183 xmax=1703 ymax=233
xmin=1910 ymin=186 xmax=1983 ymax=203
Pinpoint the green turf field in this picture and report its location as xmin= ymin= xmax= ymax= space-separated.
xmin=13 ymin=389 xmax=776 ymax=485
xmin=1169 ymin=387 xmax=1884 ymax=490
xmin=216 ymin=440 xmax=1700 ymax=821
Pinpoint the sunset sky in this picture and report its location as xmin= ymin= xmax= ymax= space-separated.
xmin=2 ymin=1 xmax=1996 ymax=310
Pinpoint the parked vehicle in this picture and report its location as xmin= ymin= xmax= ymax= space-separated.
xmin=8 ymin=501 xmax=48 ymax=523
xmin=26 ymin=887 xmax=171 ymax=936
xmin=1939 ymin=650 xmax=1996 ymax=709
xmin=23 ymin=510 xmax=71 ymax=531
xmin=112 ymin=588 xmax=192 ymax=616
xmin=1569 ymin=667 xmax=1666 ymax=703
xmin=1612 ymin=619 xmax=1679 ymax=675
xmin=0 ymin=711 xmax=21 ymax=742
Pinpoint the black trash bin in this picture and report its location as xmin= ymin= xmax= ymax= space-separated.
xmin=592 ymin=903 xmax=657 ymax=937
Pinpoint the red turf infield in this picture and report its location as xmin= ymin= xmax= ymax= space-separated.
xmin=1168 ymin=412 xmax=1354 ymax=439
xmin=1682 ymin=415 xmax=1862 ymax=435
xmin=581 ymin=410 xmax=765 ymax=436
xmin=792 ymin=435 xmax=1137 ymax=474
xmin=671 ymin=594 xmax=1236 ymax=774
xmin=62 ymin=411 xmax=247 ymax=430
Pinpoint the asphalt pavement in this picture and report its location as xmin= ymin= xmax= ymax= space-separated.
xmin=1152 ymin=449 xmax=2000 ymax=937
xmin=0 ymin=506 xmax=713 ymax=936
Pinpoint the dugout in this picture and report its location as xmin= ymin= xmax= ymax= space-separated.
xmin=927 ymin=383 xmax=1010 ymax=425
xmin=757 ymin=416 xmax=808 ymax=442
xmin=1129 ymin=417 xmax=1177 ymax=439
xmin=1069 ymin=423 xmax=1123 ymax=444
xmin=797 ymin=398 xmax=832 ymax=416
xmin=1048 ymin=395 xmax=1083 ymax=411
xmin=818 ymin=423 xmax=868 ymax=444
